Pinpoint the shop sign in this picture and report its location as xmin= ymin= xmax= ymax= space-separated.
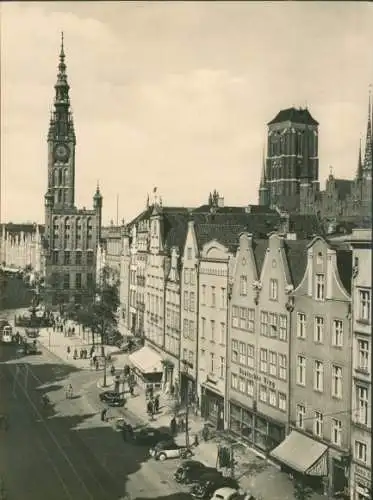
xmin=238 ymin=367 xmax=276 ymax=389
xmin=355 ymin=465 xmax=371 ymax=481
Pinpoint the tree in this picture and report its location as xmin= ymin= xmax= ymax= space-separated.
xmin=293 ymin=479 xmax=314 ymax=500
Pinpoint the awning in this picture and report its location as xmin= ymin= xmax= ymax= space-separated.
xmin=128 ymin=346 xmax=163 ymax=374
xmin=270 ymin=431 xmax=328 ymax=476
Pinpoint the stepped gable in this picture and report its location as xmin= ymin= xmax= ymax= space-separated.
xmin=268 ymin=107 xmax=319 ymax=126
xmin=283 ymin=239 xmax=309 ymax=288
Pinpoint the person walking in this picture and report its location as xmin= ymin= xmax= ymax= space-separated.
xmin=170 ymin=416 xmax=177 ymax=436
xmin=73 ymin=348 xmax=78 ymax=360
xmin=66 ymin=345 xmax=71 ymax=359
xmin=154 ymin=394 xmax=160 ymax=413
xmin=101 ymin=408 xmax=108 ymax=422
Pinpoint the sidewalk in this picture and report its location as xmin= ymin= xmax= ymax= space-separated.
xmin=120 ymin=386 xmax=325 ymax=500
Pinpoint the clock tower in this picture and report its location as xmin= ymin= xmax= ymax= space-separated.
xmin=47 ymin=32 xmax=76 ymax=209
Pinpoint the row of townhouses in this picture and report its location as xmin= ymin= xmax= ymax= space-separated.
xmin=102 ymin=197 xmax=371 ymax=500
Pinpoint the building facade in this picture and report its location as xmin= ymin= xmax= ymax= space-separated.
xmin=43 ymin=36 xmax=102 ymax=307
xmin=0 ymin=223 xmax=44 ymax=273
xmin=349 ymin=229 xmax=372 ymax=500
xmin=286 ymin=236 xmax=352 ymax=496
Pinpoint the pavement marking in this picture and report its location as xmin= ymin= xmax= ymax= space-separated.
xmin=9 ymin=366 xmax=94 ymax=500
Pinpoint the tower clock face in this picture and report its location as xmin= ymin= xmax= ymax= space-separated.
xmin=54 ymin=144 xmax=69 ymax=162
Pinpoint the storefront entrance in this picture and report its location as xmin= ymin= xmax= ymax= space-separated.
xmin=202 ymin=388 xmax=224 ymax=430
xmin=229 ymin=401 xmax=285 ymax=452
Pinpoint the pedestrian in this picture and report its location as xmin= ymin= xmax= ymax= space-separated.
xmin=193 ymin=434 xmax=199 ymax=447
xmin=95 ymin=359 xmax=99 ymax=371
xmin=154 ymin=394 xmax=160 ymax=413
xmin=110 ymin=365 xmax=115 ymax=376
xmin=147 ymin=399 xmax=153 ymax=415
xmin=90 ymin=346 xmax=94 ymax=358
xmin=79 ymin=348 xmax=83 ymax=359
xmin=178 ymin=416 xmax=185 ymax=432
xmin=72 ymin=327 xmax=75 ymax=335
xmin=202 ymin=424 xmax=209 ymax=442
xmin=129 ymin=385 xmax=134 ymax=396
xmin=170 ymin=416 xmax=177 ymax=436
xmin=101 ymin=408 xmax=108 ymax=422
xmin=66 ymin=345 xmax=71 ymax=359
xmin=73 ymin=348 xmax=78 ymax=360
xmin=92 ymin=354 xmax=97 ymax=365
xmin=170 ymin=384 xmax=175 ymax=397
xmin=149 ymin=385 xmax=154 ymax=400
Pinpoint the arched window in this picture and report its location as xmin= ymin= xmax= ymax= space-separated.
xmin=58 ymin=169 xmax=63 ymax=186
xmin=54 ymin=168 xmax=59 ymax=186
xmin=64 ymin=217 xmax=70 ymax=248
xmin=87 ymin=217 xmax=93 ymax=248
xmin=57 ymin=190 xmax=62 ymax=203
xmin=63 ymin=168 xmax=68 ymax=185
xmin=53 ymin=217 xmax=59 ymax=247
xmin=75 ymin=217 xmax=81 ymax=248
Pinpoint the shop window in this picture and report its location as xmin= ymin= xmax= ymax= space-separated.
xmin=354 ymin=440 xmax=367 ymax=464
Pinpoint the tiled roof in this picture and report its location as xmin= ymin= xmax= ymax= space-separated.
xmin=283 ymin=239 xmax=309 ymax=287
xmin=195 ymin=223 xmax=246 ymax=252
xmin=163 ymin=212 xmax=190 ymax=251
xmin=335 ymin=249 xmax=352 ymax=294
xmin=127 ymin=207 xmax=153 ymax=228
xmin=1 ymin=223 xmax=44 ymax=235
xmin=192 ymin=205 xmax=247 ymax=214
xmin=252 ymin=239 xmax=269 ymax=276
xmin=268 ymin=107 xmax=319 ymax=126
xmin=193 ymin=213 xmax=281 ymax=238
xmin=288 ymin=215 xmax=325 ymax=239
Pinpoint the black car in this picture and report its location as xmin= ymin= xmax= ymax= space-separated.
xmin=99 ymin=391 xmax=125 ymax=407
xmin=174 ymin=460 xmax=208 ymax=484
xmin=132 ymin=427 xmax=173 ymax=447
xmin=190 ymin=472 xmax=238 ymax=499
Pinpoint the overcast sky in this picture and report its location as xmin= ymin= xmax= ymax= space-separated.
xmin=1 ymin=2 xmax=373 ymax=225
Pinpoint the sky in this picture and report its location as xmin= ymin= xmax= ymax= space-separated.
xmin=1 ymin=1 xmax=373 ymax=225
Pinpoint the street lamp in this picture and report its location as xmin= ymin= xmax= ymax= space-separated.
xmin=182 ymin=359 xmax=193 ymax=449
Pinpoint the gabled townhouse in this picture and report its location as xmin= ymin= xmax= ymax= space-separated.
xmin=129 ymin=224 xmax=138 ymax=334
xmin=196 ymin=224 xmax=243 ymax=430
xmin=118 ymin=224 xmax=131 ymax=336
xmin=136 ymin=216 xmax=150 ymax=336
xmin=229 ymin=233 xmax=309 ymax=453
xmin=271 ymin=236 xmax=352 ymax=498
xmin=349 ymin=229 xmax=372 ymax=500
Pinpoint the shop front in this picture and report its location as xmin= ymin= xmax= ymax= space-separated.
xmin=201 ymin=384 xmax=224 ymax=430
xmin=180 ymin=370 xmax=196 ymax=406
xmin=128 ymin=345 xmax=163 ymax=390
xmin=229 ymin=399 xmax=285 ymax=452
xmin=351 ymin=463 xmax=371 ymax=500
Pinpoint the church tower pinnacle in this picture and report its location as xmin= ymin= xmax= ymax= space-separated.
xmin=362 ymin=87 xmax=372 ymax=179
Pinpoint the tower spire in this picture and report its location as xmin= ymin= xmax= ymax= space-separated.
xmin=362 ymin=86 xmax=372 ymax=176
xmin=260 ymin=144 xmax=267 ymax=185
xmin=356 ymin=138 xmax=363 ymax=180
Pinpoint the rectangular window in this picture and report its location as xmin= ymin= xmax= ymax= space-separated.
xmin=246 ymin=344 xmax=255 ymax=368
xmin=332 ymin=319 xmax=343 ymax=347
xmin=314 ymin=316 xmax=324 ymax=343
xmin=183 ymin=318 xmax=188 ymax=338
xmin=268 ymin=389 xmax=277 ymax=406
xmin=240 ymin=275 xmax=247 ymax=296
xmin=190 ymin=269 xmax=195 ymax=285
xmin=201 ymin=285 xmax=206 ymax=305
xmin=359 ymin=290 xmax=371 ymax=322
xmin=75 ymin=251 xmax=82 ymax=265
xmin=183 ymin=348 xmax=188 ymax=362
xmin=184 ymin=269 xmax=189 ymax=285
xmin=356 ymin=386 xmax=369 ymax=426
xmin=187 ymin=247 xmax=192 ymax=260
xmin=239 ymin=307 xmax=247 ymax=330
xmin=278 ymin=392 xmax=287 ymax=411
xmin=279 ymin=315 xmax=287 ymax=341
xmin=239 ymin=342 xmax=246 ymax=365
xmin=52 ymin=250 xmax=59 ymax=264
xmin=260 ymin=348 xmax=268 ymax=373
xmin=247 ymin=379 xmax=254 ymax=397
xmin=247 ymin=309 xmax=255 ymax=332
xmin=75 ymin=273 xmax=81 ymax=289
xmin=314 ymin=360 xmax=324 ymax=392
xmin=315 ymin=274 xmax=325 ymax=300
xmin=189 ymin=292 xmax=195 ymax=312
xmin=219 ymin=322 xmax=225 ymax=344
xmin=314 ymin=411 xmax=323 ymax=438
xmin=358 ymin=340 xmax=369 ymax=372
xmin=232 ymin=306 xmax=239 ymax=328
xmin=296 ymin=404 xmax=305 ymax=429
xmin=231 ymin=373 xmax=238 ymax=390
xmin=200 ymin=349 xmax=205 ymax=370
xmin=189 ymin=320 xmax=195 ymax=341
xmin=269 ymin=351 xmax=277 ymax=376
xmin=87 ymin=273 xmax=93 ymax=289
xmin=188 ymin=350 xmax=194 ymax=368
xmin=331 ymin=365 xmax=342 ymax=399
xmin=201 ymin=317 xmax=206 ymax=339
xmin=269 ymin=313 xmax=278 ymax=337
xmin=210 ymin=320 xmax=215 ymax=341
xmin=269 ymin=278 xmax=278 ymax=300
xmin=297 ymin=313 xmax=306 ymax=339
xmin=259 ymin=385 xmax=267 ymax=403
xmin=231 ymin=340 xmax=238 ymax=363
xmin=210 ymin=353 xmax=214 ymax=373
xmin=87 ymin=252 xmax=94 ymax=265
xmin=220 ymin=288 xmax=226 ymax=308
xmin=239 ymin=377 xmax=246 ymax=393
xmin=355 ymin=440 xmax=367 ymax=463
xmin=219 ymin=356 xmax=225 ymax=378
xmin=64 ymin=251 xmax=70 ymax=265
xmin=63 ymin=273 xmax=70 ymax=290
xmin=211 ymin=286 xmax=216 ymax=307
xmin=260 ymin=311 xmax=269 ymax=336
xmin=331 ymin=419 xmax=342 ymax=446
xmin=297 ymin=355 xmax=306 ymax=386
xmin=184 ymin=291 xmax=189 ymax=311
xmin=278 ymin=354 xmax=287 ymax=381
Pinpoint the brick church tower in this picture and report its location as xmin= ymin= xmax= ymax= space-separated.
xmin=43 ymin=34 xmax=102 ymax=307
xmin=259 ymin=107 xmax=319 ymax=212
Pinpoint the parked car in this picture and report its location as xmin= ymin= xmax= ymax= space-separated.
xmin=20 ymin=341 xmax=39 ymax=356
xmin=190 ymin=473 xmax=239 ymax=499
xmin=150 ymin=440 xmax=192 ymax=461
xmin=174 ymin=460 xmax=210 ymax=484
xmin=132 ymin=427 xmax=172 ymax=447
xmin=210 ymin=488 xmax=257 ymax=500
xmin=99 ymin=391 xmax=125 ymax=407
